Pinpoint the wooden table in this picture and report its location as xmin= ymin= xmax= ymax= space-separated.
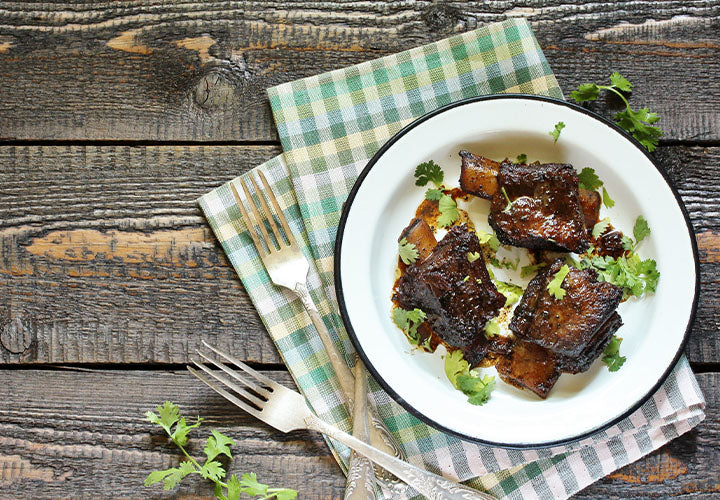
xmin=1 ymin=2 xmax=718 ymax=498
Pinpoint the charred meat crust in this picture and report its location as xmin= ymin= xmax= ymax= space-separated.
xmin=459 ymin=150 xmax=500 ymax=199
xmin=488 ymin=162 xmax=590 ymax=253
xmin=510 ymin=259 xmax=623 ymax=358
xmin=555 ymin=312 xmax=622 ymax=374
xmin=578 ymin=188 xmax=601 ymax=230
xmin=399 ymin=218 xmax=437 ymax=262
xmin=496 ymin=340 xmax=560 ymax=399
xmin=394 ymin=225 xmax=506 ymax=358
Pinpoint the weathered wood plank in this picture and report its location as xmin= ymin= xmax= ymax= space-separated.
xmin=0 ymin=1 xmax=718 ymax=142
xmin=1 ymin=145 xmax=718 ymax=365
xmin=0 ymin=369 xmax=716 ymax=498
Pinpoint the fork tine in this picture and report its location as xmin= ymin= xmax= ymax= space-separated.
xmin=229 ymin=182 xmax=267 ymax=257
xmin=240 ymin=178 xmax=276 ymax=251
xmin=257 ymin=169 xmax=296 ymax=246
xmin=249 ymin=174 xmax=287 ymax=247
xmin=196 ymin=350 xmax=271 ymax=399
xmin=201 ymin=340 xmax=278 ymax=389
xmin=191 ymin=359 xmax=267 ymax=408
xmin=188 ymin=365 xmax=263 ymax=419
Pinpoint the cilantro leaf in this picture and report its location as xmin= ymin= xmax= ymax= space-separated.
xmin=425 ymin=188 xmax=443 ymax=201
xmin=398 ymin=237 xmax=419 ymax=265
xmin=476 ymin=230 xmax=500 ymax=252
xmin=200 ymin=461 xmax=226 ymax=482
xmin=547 ymin=264 xmax=570 ymax=300
xmin=609 ymin=72 xmax=632 ymax=92
xmin=592 ymin=218 xmax=611 ymax=238
xmin=444 ymin=350 xmax=469 ymax=390
xmin=580 ymin=254 xmax=659 ymax=298
xmin=570 ymin=83 xmax=600 ymax=102
xmin=437 ymin=194 xmax=459 ymax=227
xmin=577 ymin=167 xmax=603 ymax=191
xmin=516 ymin=153 xmax=528 ymax=163
xmin=549 ymin=121 xmax=565 ymax=143
xmin=392 ymin=307 xmax=427 ymax=346
xmin=484 ymin=318 xmax=500 ymax=338
xmin=414 ymin=160 xmax=444 ymax=187
xmin=621 ymin=235 xmax=634 ymax=250
xmin=171 ymin=416 xmax=202 ymax=446
xmin=520 ymin=262 xmax=546 ymax=278
xmin=204 ymin=429 xmax=234 ymax=463
xmin=225 ymin=475 xmax=243 ymax=500
xmin=146 ymin=401 xmax=181 ymax=434
xmin=467 ymin=251 xmax=481 ymax=263
xmin=494 ymin=280 xmax=524 ymax=305
xmin=602 ymin=335 xmax=626 ymax=372
xmin=145 ymin=469 xmax=176 ymax=487
xmin=272 ymin=489 xmax=300 ymax=500
xmin=602 ymin=186 xmax=615 ymax=208
xmin=501 ymin=186 xmax=514 ymax=213
xmin=490 ymin=257 xmax=519 ymax=271
xmin=633 ymin=215 xmax=651 ymax=245
xmin=444 ymin=350 xmax=495 ymax=406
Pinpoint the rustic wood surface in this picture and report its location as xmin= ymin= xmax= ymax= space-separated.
xmin=0 ymin=1 xmax=718 ymax=498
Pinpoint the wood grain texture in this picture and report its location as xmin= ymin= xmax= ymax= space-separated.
xmin=0 ymin=369 xmax=716 ymax=498
xmin=1 ymin=144 xmax=718 ymax=364
xmin=0 ymin=1 xmax=718 ymax=142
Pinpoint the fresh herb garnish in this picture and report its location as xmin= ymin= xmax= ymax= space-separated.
xmin=467 ymin=251 xmax=481 ymax=263
xmin=490 ymin=257 xmax=519 ymax=271
xmin=592 ymin=218 xmax=611 ymax=238
xmin=437 ymin=194 xmax=459 ymax=227
xmin=494 ymin=280 xmax=524 ymax=305
xmin=633 ymin=215 xmax=651 ymax=245
xmin=462 ymin=275 xmax=470 ymax=282
xmin=392 ymin=307 xmax=428 ymax=348
xmin=549 ymin=121 xmax=565 ymax=143
xmin=602 ymin=335 xmax=626 ymax=372
xmin=516 ymin=153 xmax=528 ymax=163
xmin=602 ymin=186 xmax=615 ymax=208
xmin=398 ymin=237 xmax=419 ymax=265
xmin=425 ymin=188 xmax=443 ymax=201
xmin=570 ymin=72 xmax=662 ymax=151
xmin=484 ymin=319 xmax=500 ymax=338
xmin=577 ymin=167 xmax=603 ymax=191
xmin=444 ymin=350 xmax=495 ymax=406
xmin=414 ymin=160 xmax=444 ymax=187
xmin=579 ymin=253 xmax=659 ymax=299
xmin=547 ymin=264 xmax=571 ymax=300
xmin=476 ymin=230 xmax=501 ymax=252
xmin=501 ymin=186 xmax=514 ymax=213
xmin=145 ymin=402 xmax=297 ymax=500
xmin=520 ymin=262 xmax=546 ymax=278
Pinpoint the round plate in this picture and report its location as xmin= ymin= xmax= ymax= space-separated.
xmin=334 ymin=95 xmax=699 ymax=448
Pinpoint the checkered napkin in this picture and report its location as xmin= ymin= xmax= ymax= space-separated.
xmin=198 ymin=19 xmax=705 ymax=499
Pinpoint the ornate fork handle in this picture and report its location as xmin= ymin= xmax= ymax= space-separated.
xmin=293 ymin=282 xmax=406 ymax=472
xmin=307 ymin=414 xmax=496 ymax=500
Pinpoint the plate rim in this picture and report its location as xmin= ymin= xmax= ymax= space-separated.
xmin=333 ymin=93 xmax=700 ymax=449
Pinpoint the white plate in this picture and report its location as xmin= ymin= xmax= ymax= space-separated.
xmin=335 ymin=95 xmax=699 ymax=448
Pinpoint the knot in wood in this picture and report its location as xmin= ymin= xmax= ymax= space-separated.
xmin=193 ymin=61 xmax=252 ymax=111
xmin=421 ymin=3 xmax=461 ymax=32
xmin=1 ymin=315 xmax=34 ymax=354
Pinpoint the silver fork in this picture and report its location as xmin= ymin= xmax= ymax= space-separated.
xmin=189 ymin=342 xmax=497 ymax=500
xmin=229 ymin=171 xmax=404 ymax=466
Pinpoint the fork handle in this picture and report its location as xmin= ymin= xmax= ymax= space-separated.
xmin=293 ymin=283 xmax=407 ymax=473
xmin=307 ymin=414 xmax=496 ymax=500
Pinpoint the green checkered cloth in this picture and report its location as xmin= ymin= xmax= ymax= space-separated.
xmin=199 ymin=19 xmax=705 ymax=499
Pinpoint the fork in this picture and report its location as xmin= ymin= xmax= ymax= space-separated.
xmin=229 ymin=171 xmax=404 ymax=467
xmin=189 ymin=342 xmax=497 ymax=500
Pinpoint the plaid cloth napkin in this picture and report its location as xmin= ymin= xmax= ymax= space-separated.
xmin=198 ymin=19 xmax=705 ymax=499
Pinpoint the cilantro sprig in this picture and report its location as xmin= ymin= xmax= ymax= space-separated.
xmin=398 ymin=237 xmax=419 ymax=265
xmin=476 ymin=230 xmax=500 ymax=252
xmin=392 ymin=306 xmax=430 ymax=350
xmin=414 ymin=160 xmax=444 ymax=187
xmin=547 ymin=264 xmax=571 ymax=300
xmin=570 ymin=72 xmax=662 ymax=151
xmin=145 ymin=402 xmax=297 ymax=500
xmin=602 ymin=335 xmax=626 ymax=372
xmin=577 ymin=167 xmax=614 ymax=208
xmin=494 ymin=279 xmax=524 ymax=305
xmin=444 ymin=350 xmax=495 ymax=405
xmin=549 ymin=121 xmax=565 ymax=143
xmin=520 ymin=262 xmax=546 ymax=278
xmin=437 ymin=194 xmax=459 ymax=227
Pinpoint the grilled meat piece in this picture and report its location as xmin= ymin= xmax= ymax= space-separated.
xmin=398 ymin=218 xmax=437 ymax=262
xmin=488 ymin=162 xmax=589 ymax=253
xmin=394 ymin=225 xmax=506 ymax=357
xmin=578 ymin=188 xmax=601 ymax=230
xmin=496 ymin=340 xmax=560 ymax=399
xmin=555 ymin=312 xmax=622 ymax=374
xmin=459 ymin=151 xmax=500 ymax=199
xmin=510 ymin=259 xmax=623 ymax=358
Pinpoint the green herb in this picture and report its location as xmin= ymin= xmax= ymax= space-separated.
xmin=592 ymin=218 xmax=611 ymax=238
xmin=476 ymin=230 xmax=501 ymax=252
xmin=494 ymin=280 xmax=524 ymax=305
xmin=577 ymin=167 xmax=603 ymax=191
xmin=520 ymin=262 xmax=546 ymax=278
xmin=570 ymin=72 xmax=662 ymax=151
xmin=437 ymin=194 xmax=459 ymax=227
xmin=633 ymin=215 xmax=651 ymax=245
xmin=467 ymin=251 xmax=481 ymax=263
xmin=490 ymin=257 xmax=519 ymax=271
xmin=425 ymin=188 xmax=443 ymax=201
xmin=484 ymin=318 xmax=500 ymax=338
xmin=547 ymin=264 xmax=571 ymax=300
xmin=516 ymin=153 xmax=528 ymax=163
xmin=579 ymin=253 xmax=659 ymax=299
xmin=444 ymin=350 xmax=495 ymax=406
xmin=501 ymin=186 xmax=514 ymax=213
xmin=549 ymin=121 xmax=565 ymax=143
xmin=462 ymin=275 xmax=470 ymax=282
xmin=602 ymin=335 xmax=626 ymax=372
xmin=398 ymin=237 xmax=419 ymax=265
xmin=414 ymin=160 xmax=444 ymax=187
xmin=392 ymin=307 xmax=428 ymax=347
xmin=602 ymin=186 xmax=615 ymax=208
xmin=621 ymin=235 xmax=634 ymax=251
xmin=145 ymin=402 xmax=297 ymax=500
